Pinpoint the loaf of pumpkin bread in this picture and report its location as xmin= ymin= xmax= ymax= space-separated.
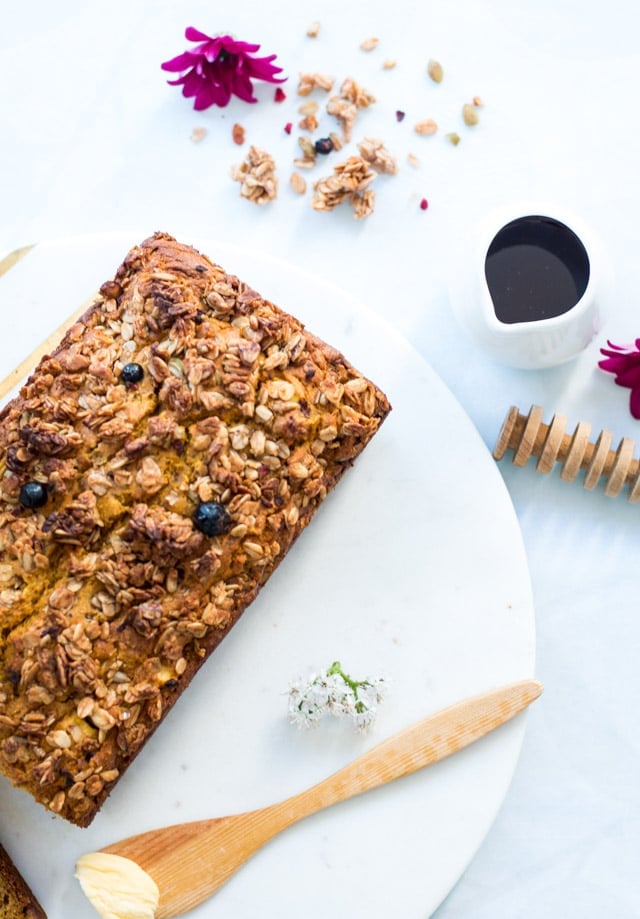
xmin=0 ymin=233 xmax=390 ymax=826
xmin=0 ymin=842 xmax=46 ymax=919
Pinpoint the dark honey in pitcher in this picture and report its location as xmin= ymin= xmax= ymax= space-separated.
xmin=484 ymin=215 xmax=590 ymax=324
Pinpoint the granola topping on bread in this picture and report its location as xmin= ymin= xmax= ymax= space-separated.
xmin=0 ymin=233 xmax=390 ymax=825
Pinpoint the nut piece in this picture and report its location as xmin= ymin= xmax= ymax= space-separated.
xmin=340 ymin=77 xmax=376 ymax=108
xmin=299 ymin=114 xmax=319 ymax=132
xmin=298 ymin=136 xmax=317 ymax=160
xmin=290 ymin=172 xmax=307 ymax=195
xmin=357 ymin=137 xmax=398 ymax=175
xmin=327 ymin=78 xmax=376 ymax=142
xmin=232 ymin=123 xmax=246 ymax=145
xmin=326 ymin=95 xmax=358 ymax=142
xmin=231 ymin=146 xmax=278 ymax=205
xmin=427 ymin=59 xmax=444 ymax=83
xmin=298 ymin=100 xmax=319 ymax=116
xmin=446 ymin=132 xmax=461 ymax=146
xmin=462 ymin=103 xmax=479 ymax=126
xmin=297 ymin=73 xmax=335 ymax=95
xmin=307 ymin=21 xmax=321 ymax=37
xmin=382 ymin=59 xmax=397 ymax=70
xmin=360 ymin=37 xmax=379 ymax=51
xmin=414 ymin=119 xmax=438 ymax=136
xmin=191 ymin=126 xmax=207 ymax=143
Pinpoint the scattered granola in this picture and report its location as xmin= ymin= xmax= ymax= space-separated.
xmin=306 ymin=21 xmax=321 ymax=38
xmin=462 ymin=102 xmax=479 ymax=126
xmin=357 ymin=137 xmax=398 ymax=175
xmin=213 ymin=40 xmax=482 ymax=218
xmin=340 ymin=77 xmax=376 ymax=109
xmin=293 ymin=156 xmax=317 ymax=170
xmin=190 ymin=126 xmax=207 ymax=143
xmin=231 ymin=145 xmax=278 ymax=204
xmin=289 ymin=172 xmax=307 ymax=195
xmin=312 ymin=155 xmax=376 ymax=219
xmin=327 ymin=78 xmax=376 ymax=142
xmin=297 ymin=72 xmax=335 ymax=95
xmin=232 ymin=123 xmax=246 ymax=145
xmin=299 ymin=113 xmax=319 ymax=132
xmin=298 ymin=99 xmax=319 ymax=116
xmin=326 ymin=95 xmax=359 ymax=142
xmin=360 ymin=37 xmax=379 ymax=52
xmin=298 ymin=136 xmax=316 ymax=160
xmin=427 ymin=58 xmax=444 ymax=83
xmin=414 ymin=118 xmax=438 ymax=136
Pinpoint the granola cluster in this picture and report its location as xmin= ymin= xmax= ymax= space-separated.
xmin=0 ymin=233 xmax=390 ymax=825
xmin=312 ymin=155 xmax=377 ymax=220
xmin=230 ymin=145 xmax=278 ymax=205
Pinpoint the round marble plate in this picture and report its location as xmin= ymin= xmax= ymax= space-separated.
xmin=0 ymin=233 xmax=535 ymax=919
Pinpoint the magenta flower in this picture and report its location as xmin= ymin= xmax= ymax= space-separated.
xmin=161 ymin=28 xmax=285 ymax=110
xmin=598 ymin=340 xmax=640 ymax=418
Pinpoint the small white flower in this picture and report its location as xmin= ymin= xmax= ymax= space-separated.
xmin=287 ymin=661 xmax=388 ymax=731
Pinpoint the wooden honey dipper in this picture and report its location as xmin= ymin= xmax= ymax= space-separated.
xmin=493 ymin=405 xmax=640 ymax=501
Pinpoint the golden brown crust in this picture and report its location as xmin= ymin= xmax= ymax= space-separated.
xmin=0 ymin=843 xmax=46 ymax=919
xmin=0 ymin=233 xmax=390 ymax=826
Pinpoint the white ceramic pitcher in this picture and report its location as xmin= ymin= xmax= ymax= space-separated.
xmin=447 ymin=202 xmax=606 ymax=370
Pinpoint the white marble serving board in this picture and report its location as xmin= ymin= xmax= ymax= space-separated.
xmin=0 ymin=234 xmax=535 ymax=919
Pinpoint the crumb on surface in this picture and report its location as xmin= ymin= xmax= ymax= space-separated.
xmin=190 ymin=127 xmax=207 ymax=143
xmin=414 ymin=119 xmax=438 ymax=136
xmin=360 ymin=37 xmax=379 ymax=52
xmin=290 ymin=172 xmax=307 ymax=194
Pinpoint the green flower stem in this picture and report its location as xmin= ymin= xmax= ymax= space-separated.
xmin=327 ymin=660 xmax=365 ymax=701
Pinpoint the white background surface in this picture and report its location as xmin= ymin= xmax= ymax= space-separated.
xmin=1 ymin=1 xmax=640 ymax=916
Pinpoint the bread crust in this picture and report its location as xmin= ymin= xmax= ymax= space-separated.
xmin=0 ymin=233 xmax=390 ymax=826
xmin=0 ymin=843 xmax=46 ymax=919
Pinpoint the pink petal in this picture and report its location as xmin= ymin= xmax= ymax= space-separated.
xmin=221 ymin=37 xmax=261 ymax=54
xmin=185 ymin=26 xmax=214 ymax=42
xmin=176 ymin=70 xmax=206 ymax=99
xmin=629 ymin=387 xmax=640 ymax=419
xmin=161 ymin=51 xmax=200 ymax=72
xmin=598 ymin=356 xmax=626 ymax=373
xmin=231 ymin=73 xmax=258 ymax=103
xmin=194 ymin=80 xmax=231 ymax=109
xmin=615 ymin=365 xmax=640 ymax=388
